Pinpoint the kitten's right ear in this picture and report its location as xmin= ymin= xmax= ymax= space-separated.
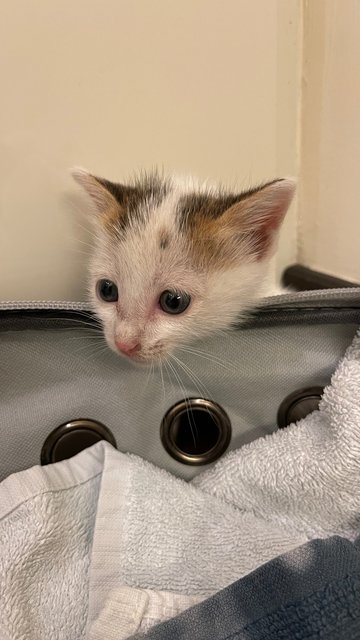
xmin=71 ymin=168 xmax=120 ymax=216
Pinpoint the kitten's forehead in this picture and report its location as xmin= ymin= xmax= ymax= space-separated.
xmin=91 ymin=172 xmax=293 ymax=280
xmin=101 ymin=180 xmax=184 ymax=260
xmin=98 ymin=177 xmax=234 ymax=279
xmin=96 ymin=196 xmax=199 ymax=302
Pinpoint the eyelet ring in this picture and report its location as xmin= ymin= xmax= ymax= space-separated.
xmin=161 ymin=398 xmax=231 ymax=465
xmin=41 ymin=419 xmax=116 ymax=465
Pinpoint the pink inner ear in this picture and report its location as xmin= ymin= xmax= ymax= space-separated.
xmin=247 ymin=203 xmax=287 ymax=261
xmin=222 ymin=178 xmax=295 ymax=263
xmin=247 ymin=228 xmax=271 ymax=260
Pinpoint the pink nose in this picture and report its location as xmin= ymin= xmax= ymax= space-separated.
xmin=115 ymin=340 xmax=141 ymax=356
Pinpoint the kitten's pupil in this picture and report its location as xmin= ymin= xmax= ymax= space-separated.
xmin=97 ymin=279 xmax=118 ymax=302
xmin=159 ymin=290 xmax=191 ymax=315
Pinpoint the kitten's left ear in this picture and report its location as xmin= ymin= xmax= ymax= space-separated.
xmin=222 ymin=178 xmax=296 ymax=260
xmin=71 ymin=167 xmax=121 ymax=217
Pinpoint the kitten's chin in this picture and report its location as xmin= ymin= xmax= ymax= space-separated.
xmin=120 ymin=352 xmax=164 ymax=364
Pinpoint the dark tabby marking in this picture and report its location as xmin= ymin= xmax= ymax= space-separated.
xmin=159 ymin=228 xmax=170 ymax=250
xmin=177 ymin=179 xmax=284 ymax=232
xmin=98 ymin=172 xmax=170 ymax=232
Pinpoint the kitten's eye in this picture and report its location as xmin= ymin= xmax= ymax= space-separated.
xmin=159 ymin=290 xmax=191 ymax=315
xmin=97 ymin=279 xmax=119 ymax=302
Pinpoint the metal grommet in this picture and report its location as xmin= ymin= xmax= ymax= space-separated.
xmin=277 ymin=387 xmax=324 ymax=429
xmin=41 ymin=419 xmax=117 ymax=465
xmin=160 ymin=398 xmax=231 ymax=465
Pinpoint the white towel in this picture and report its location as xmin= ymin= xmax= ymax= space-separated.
xmin=88 ymin=587 xmax=202 ymax=640
xmin=1 ymin=328 xmax=360 ymax=639
xmin=3 ymin=444 xmax=298 ymax=639
xmin=193 ymin=326 xmax=360 ymax=539
xmin=0 ymin=452 xmax=103 ymax=640
xmin=86 ymin=445 xmax=306 ymax=627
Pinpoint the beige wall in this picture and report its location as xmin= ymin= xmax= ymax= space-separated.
xmin=0 ymin=0 xmax=301 ymax=301
xmin=298 ymin=0 xmax=360 ymax=283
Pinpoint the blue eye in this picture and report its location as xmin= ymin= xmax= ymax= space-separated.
xmin=159 ymin=290 xmax=191 ymax=315
xmin=97 ymin=279 xmax=118 ymax=302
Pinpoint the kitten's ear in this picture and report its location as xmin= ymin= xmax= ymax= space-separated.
xmin=223 ymin=178 xmax=296 ymax=260
xmin=71 ymin=168 xmax=120 ymax=216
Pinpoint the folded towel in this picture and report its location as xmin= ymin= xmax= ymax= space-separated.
xmin=0 ymin=459 xmax=101 ymax=639
xmin=0 ymin=443 xmax=306 ymax=640
xmin=133 ymin=535 xmax=360 ymax=640
xmin=86 ymin=445 xmax=306 ymax=626
xmin=1 ymin=328 xmax=360 ymax=639
xmin=193 ymin=326 xmax=360 ymax=539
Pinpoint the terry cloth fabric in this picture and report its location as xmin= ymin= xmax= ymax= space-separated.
xmin=88 ymin=588 xmax=202 ymax=639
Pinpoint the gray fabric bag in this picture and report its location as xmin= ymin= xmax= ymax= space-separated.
xmin=1 ymin=288 xmax=360 ymax=481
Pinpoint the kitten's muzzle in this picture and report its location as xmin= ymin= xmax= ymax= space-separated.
xmin=114 ymin=338 xmax=167 ymax=362
xmin=115 ymin=339 xmax=141 ymax=357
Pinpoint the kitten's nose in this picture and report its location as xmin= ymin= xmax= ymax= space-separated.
xmin=115 ymin=339 xmax=141 ymax=357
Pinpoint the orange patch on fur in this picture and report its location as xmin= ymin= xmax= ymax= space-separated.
xmin=185 ymin=188 xmax=286 ymax=269
xmin=102 ymin=203 xmax=125 ymax=230
xmin=186 ymin=216 xmax=241 ymax=270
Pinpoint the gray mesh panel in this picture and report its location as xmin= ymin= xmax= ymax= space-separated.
xmin=1 ymin=294 xmax=358 ymax=481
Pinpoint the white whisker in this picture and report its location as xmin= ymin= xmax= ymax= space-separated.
xmin=178 ymin=346 xmax=236 ymax=374
xmin=144 ymin=360 xmax=155 ymax=391
xmin=170 ymin=353 xmax=217 ymax=427
xmin=166 ymin=358 xmax=198 ymax=447
xmin=159 ymin=361 xmax=166 ymax=403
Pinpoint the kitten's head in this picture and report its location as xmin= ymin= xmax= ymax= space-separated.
xmin=73 ymin=169 xmax=295 ymax=363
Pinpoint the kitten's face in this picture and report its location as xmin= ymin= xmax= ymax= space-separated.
xmin=73 ymin=170 xmax=295 ymax=363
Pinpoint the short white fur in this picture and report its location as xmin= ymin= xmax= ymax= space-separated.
xmin=72 ymin=169 xmax=296 ymax=363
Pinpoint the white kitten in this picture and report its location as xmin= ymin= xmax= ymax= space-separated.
xmin=73 ymin=170 xmax=295 ymax=363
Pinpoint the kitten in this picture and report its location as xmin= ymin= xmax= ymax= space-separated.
xmin=73 ymin=170 xmax=295 ymax=363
